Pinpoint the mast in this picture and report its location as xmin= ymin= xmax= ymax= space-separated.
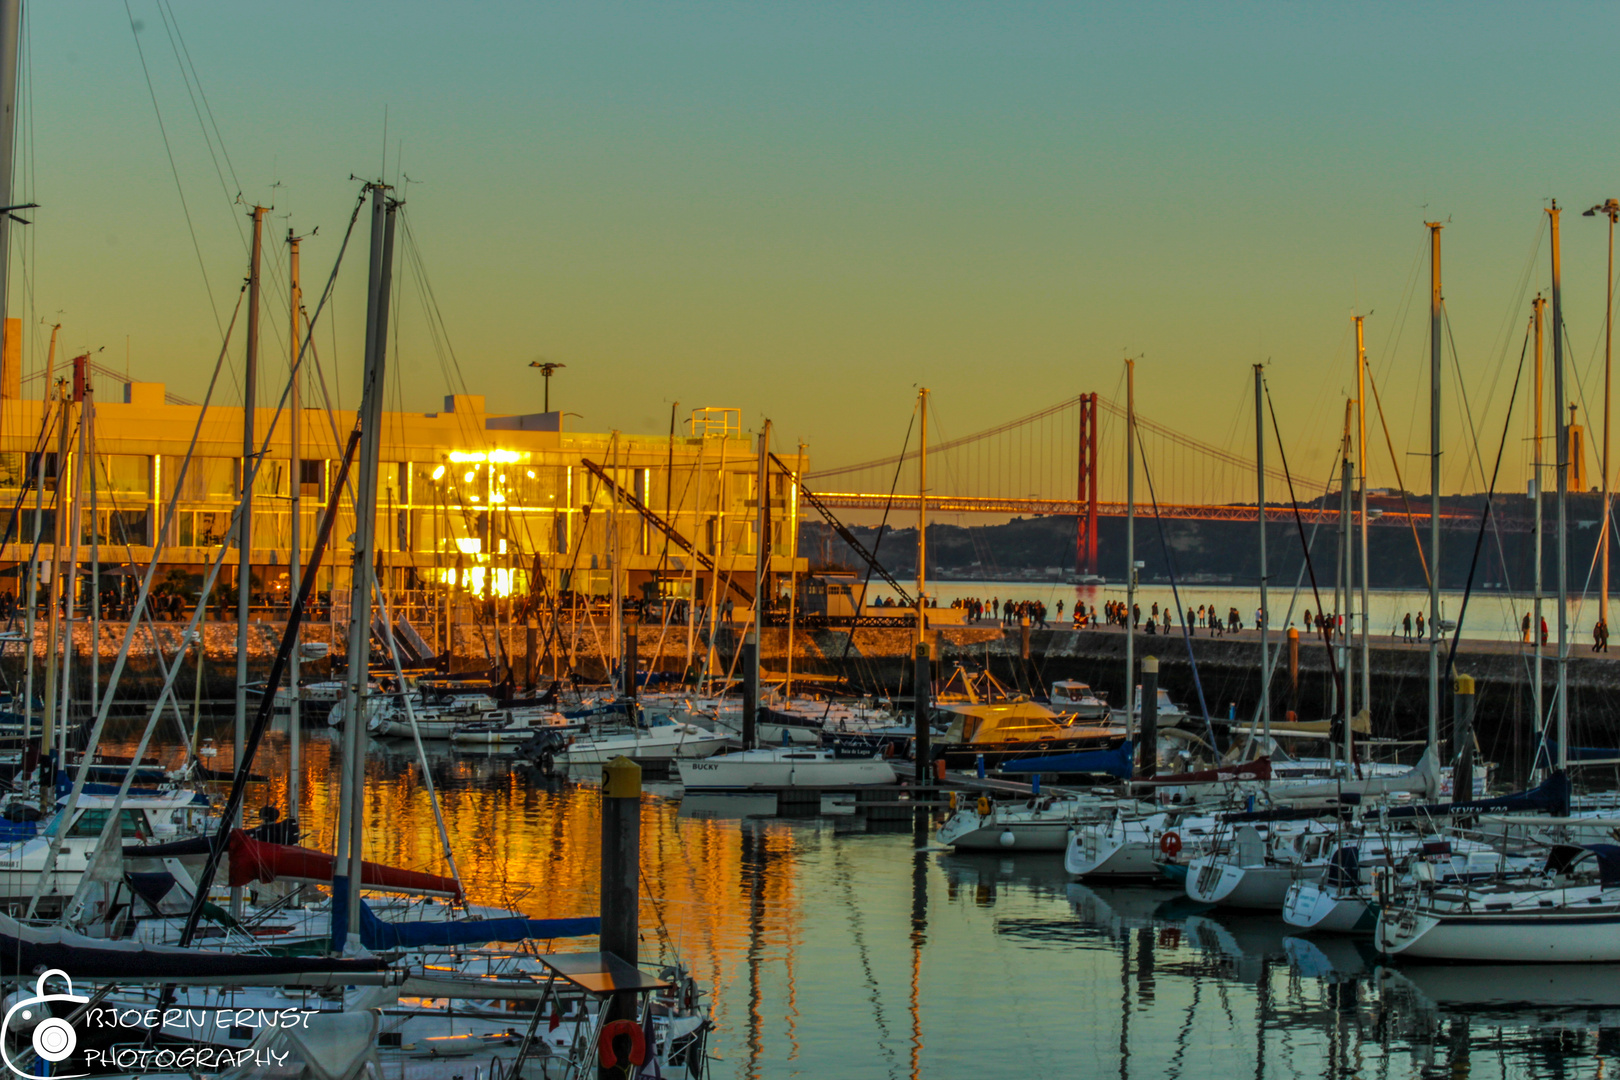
xmin=917 ymin=387 xmax=928 ymax=644
xmin=785 ymin=440 xmax=804 ymax=698
xmin=1532 ymin=296 xmax=1546 ymax=771
xmin=40 ymin=377 xmax=66 ymax=801
xmin=1589 ymin=200 xmax=1619 ymax=634
xmin=753 ymin=418 xmax=771 ymax=747
xmin=1356 ymin=316 xmax=1371 ymax=719
xmin=0 ymin=0 xmax=22 ymax=340
xmin=1550 ymin=202 xmax=1569 ymax=773
xmin=1125 ymin=358 xmax=1136 ymax=739
xmin=1340 ymin=410 xmax=1353 ymax=766
xmin=706 ymin=432 xmax=727 ymax=689
xmin=609 ymin=432 xmax=620 ymax=694
xmin=287 ymin=229 xmax=303 ymax=825
xmin=21 ymin=329 xmax=52 ymax=800
xmin=57 ymin=359 xmax=86 ymax=771
xmin=232 ymin=204 xmax=265 ymax=915
xmin=1254 ymin=364 xmax=1269 ymax=748
xmin=1426 ymin=221 xmax=1443 ymax=772
xmin=334 ymin=184 xmax=396 ymax=948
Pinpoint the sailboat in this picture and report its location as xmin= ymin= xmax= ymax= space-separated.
xmin=674 ymin=417 xmax=894 ymax=791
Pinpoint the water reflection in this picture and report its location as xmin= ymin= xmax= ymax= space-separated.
xmin=91 ymin=723 xmax=1620 ymax=1077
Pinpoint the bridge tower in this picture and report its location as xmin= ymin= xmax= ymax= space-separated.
xmin=1076 ymin=392 xmax=1099 ymax=574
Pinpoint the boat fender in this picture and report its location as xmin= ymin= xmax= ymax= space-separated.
xmin=947 ymin=792 xmax=958 ymax=812
xmin=1159 ymin=832 xmax=1183 ymax=858
xmin=882 ymin=742 xmax=894 ymax=759
xmin=999 ymin=830 xmax=1016 ymax=848
xmin=598 ymin=1019 xmax=647 ymax=1068
xmin=976 ymin=795 xmax=991 ymax=818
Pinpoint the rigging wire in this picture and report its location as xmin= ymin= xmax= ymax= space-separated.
xmin=121 ymin=0 xmax=222 ymax=337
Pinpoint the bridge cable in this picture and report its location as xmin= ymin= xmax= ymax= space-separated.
xmin=1263 ymin=378 xmax=1345 ymax=741
xmin=1131 ymin=425 xmax=1219 ymax=752
xmin=1445 ymin=323 xmax=1529 ymax=763
xmin=1363 ymin=361 xmax=1432 ymax=589
xmin=817 ymin=404 xmax=916 ymax=721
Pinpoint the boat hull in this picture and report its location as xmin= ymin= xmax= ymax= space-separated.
xmin=1377 ymin=906 xmax=1620 ymax=962
xmin=1186 ymin=857 xmax=1322 ymax=910
xmin=1282 ymin=879 xmax=1375 ymax=934
xmin=676 ymin=754 xmax=895 ymax=791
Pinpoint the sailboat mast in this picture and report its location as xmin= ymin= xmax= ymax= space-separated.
xmin=40 ymin=379 xmax=67 ymax=799
xmin=753 ymin=419 xmax=770 ymax=745
xmin=1254 ymin=364 xmax=1269 ymax=747
xmin=1356 ymin=316 xmax=1371 ymax=718
xmin=1426 ymin=221 xmax=1443 ymax=770
xmin=1125 ymin=358 xmax=1136 ymax=741
xmin=334 ymin=185 xmax=396 ymax=947
xmin=1533 ymin=296 xmax=1545 ymax=770
xmin=1550 ymin=202 xmax=1569 ymax=772
xmin=1340 ymin=410 xmax=1353 ymax=765
xmin=917 ymin=387 xmax=928 ymax=644
xmin=0 ymin=0 xmax=21 ymax=340
xmin=57 ymin=360 xmax=86 ymax=768
xmin=287 ymin=229 xmax=303 ymax=824
xmin=229 ymin=204 xmax=265 ymax=915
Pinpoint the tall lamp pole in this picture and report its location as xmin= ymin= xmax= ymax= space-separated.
xmin=528 ymin=360 xmax=566 ymax=412
xmin=1586 ymin=198 xmax=1619 ymax=634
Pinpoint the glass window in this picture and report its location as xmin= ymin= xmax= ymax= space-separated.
xmin=67 ymin=808 xmax=150 ymax=839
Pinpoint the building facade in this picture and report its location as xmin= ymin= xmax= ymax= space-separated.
xmin=0 ymin=381 xmax=807 ymax=618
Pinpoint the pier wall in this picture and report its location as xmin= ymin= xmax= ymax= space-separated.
xmin=15 ymin=619 xmax=1615 ymax=779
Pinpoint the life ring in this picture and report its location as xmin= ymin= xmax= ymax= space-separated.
xmin=1159 ymin=831 xmax=1183 ymax=857
xmin=598 ymin=1019 xmax=648 ymax=1068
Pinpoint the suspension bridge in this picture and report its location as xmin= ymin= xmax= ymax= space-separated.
xmin=806 ymin=392 xmax=1489 ymax=572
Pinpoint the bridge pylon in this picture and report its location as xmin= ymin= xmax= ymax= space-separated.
xmin=1077 ymin=392 xmax=1099 ymax=575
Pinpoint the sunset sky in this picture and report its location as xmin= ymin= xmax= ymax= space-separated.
xmin=21 ymin=2 xmax=1620 ymax=495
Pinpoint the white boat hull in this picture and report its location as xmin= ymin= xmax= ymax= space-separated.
xmin=676 ymin=752 xmax=895 ymax=790
xmin=1065 ymin=825 xmax=1162 ymax=880
xmin=1187 ymin=856 xmax=1322 ymax=910
xmin=1282 ymin=879 xmax=1374 ymax=934
xmin=1377 ymin=905 xmax=1620 ymax=962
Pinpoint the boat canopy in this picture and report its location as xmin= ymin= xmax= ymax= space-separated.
xmin=348 ymin=897 xmax=599 ymax=950
xmin=228 ymin=831 xmax=463 ymax=899
xmin=1385 ymin=769 xmax=1570 ymax=820
xmin=939 ymin=701 xmax=1107 ymax=744
xmin=999 ymin=739 xmax=1133 ymax=778
xmin=0 ymin=911 xmax=387 ymax=983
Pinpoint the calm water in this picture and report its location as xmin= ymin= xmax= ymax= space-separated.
xmin=114 ymin=725 xmax=1620 ymax=1079
xmin=878 ymin=580 xmax=1604 ymax=645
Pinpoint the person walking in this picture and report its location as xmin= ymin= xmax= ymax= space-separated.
xmin=1403 ymin=612 xmax=1413 ymax=643
xmin=1522 ymin=611 xmax=1532 ymax=644
xmin=1415 ymin=611 xmax=1424 ymax=641
xmin=1056 ymin=599 xmax=1064 ymax=623
xmin=1541 ymin=615 xmax=1549 ymax=646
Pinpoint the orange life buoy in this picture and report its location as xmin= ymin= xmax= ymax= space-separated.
xmin=1159 ymin=831 xmax=1183 ymax=857
xmin=598 ymin=1019 xmax=648 ymax=1068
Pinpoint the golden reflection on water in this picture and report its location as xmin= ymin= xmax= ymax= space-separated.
xmin=91 ymin=722 xmax=1620 ymax=1080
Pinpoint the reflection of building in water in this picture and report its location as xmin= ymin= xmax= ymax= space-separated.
xmin=0 ymin=389 xmax=807 ymax=609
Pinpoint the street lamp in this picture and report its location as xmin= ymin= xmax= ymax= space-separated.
xmin=528 ymin=360 xmax=566 ymax=412
xmin=1586 ymin=199 xmax=1619 ymax=629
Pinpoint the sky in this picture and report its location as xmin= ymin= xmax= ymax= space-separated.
xmin=16 ymin=1 xmax=1620 ymax=496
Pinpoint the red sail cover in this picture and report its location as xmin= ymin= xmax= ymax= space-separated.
xmin=227 ymin=830 xmax=462 ymax=900
xmin=1142 ymin=757 xmax=1272 ymax=786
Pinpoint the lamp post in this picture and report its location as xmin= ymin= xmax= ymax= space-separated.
xmin=1587 ymin=199 xmax=1619 ymax=633
xmin=528 ymin=360 xmax=566 ymax=412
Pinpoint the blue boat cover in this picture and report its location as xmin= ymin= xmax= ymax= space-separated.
xmin=330 ymin=882 xmax=601 ymax=951
xmin=1384 ymin=770 xmax=1571 ymax=819
xmin=1000 ymin=740 xmax=1134 ymax=778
